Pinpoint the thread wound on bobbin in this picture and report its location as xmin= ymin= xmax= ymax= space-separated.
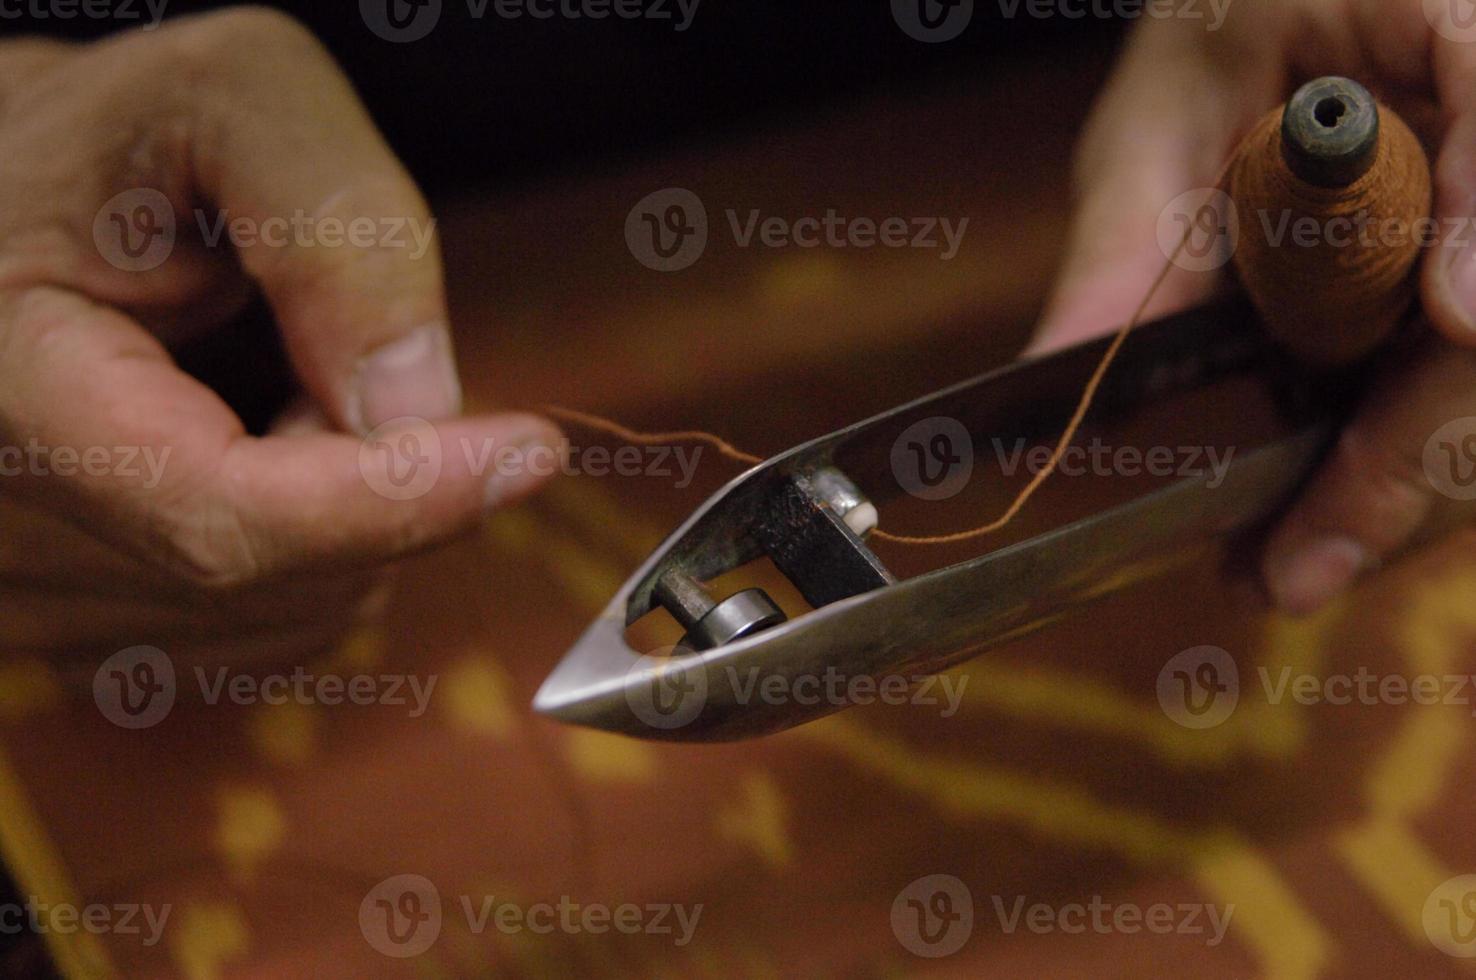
xmin=1230 ymin=75 xmax=1432 ymax=366
xmin=1280 ymin=77 xmax=1380 ymax=188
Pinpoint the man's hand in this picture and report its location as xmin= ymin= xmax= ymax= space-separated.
xmin=1031 ymin=0 xmax=1476 ymax=615
xmin=0 ymin=9 xmax=562 ymax=666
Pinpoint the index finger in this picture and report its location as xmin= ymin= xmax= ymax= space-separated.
xmin=152 ymin=9 xmax=461 ymax=434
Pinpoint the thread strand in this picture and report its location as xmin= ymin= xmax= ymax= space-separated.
xmin=549 ymin=141 xmax=1254 ymax=547
xmin=542 ymin=405 xmax=763 ymax=467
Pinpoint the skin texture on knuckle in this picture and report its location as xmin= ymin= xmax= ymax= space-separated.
xmin=248 ymin=180 xmax=440 ymax=284
xmin=0 ymin=292 xmax=115 ymax=436
xmin=162 ymin=7 xmax=353 ymax=134
xmin=236 ymin=172 xmax=447 ymax=378
xmin=151 ymin=502 xmax=266 ymax=593
xmin=0 ymin=39 xmax=72 ymax=117
xmin=166 ymin=6 xmax=327 ymax=78
xmin=0 ymin=46 xmax=208 ymax=303
xmin=10 ymin=288 xmax=167 ymax=369
xmin=151 ymin=8 xmax=344 ymax=154
xmin=122 ymin=454 xmax=265 ymax=593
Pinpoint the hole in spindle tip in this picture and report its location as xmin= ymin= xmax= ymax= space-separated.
xmin=1314 ymin=96 xmax=1347 ymax=128
xmin=1281 ymin=77 xmax=1379 ymax=188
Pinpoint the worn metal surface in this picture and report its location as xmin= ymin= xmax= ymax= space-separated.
xmin=1280 ymin=76 xmax=1380 ymax=188
xmin=535 ymin=299 xmax=1354 ymax=740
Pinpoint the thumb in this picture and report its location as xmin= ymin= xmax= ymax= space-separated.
xmin=0 ymin=287 xmax=561 ymax=588
xmin=1262 ymin=337 xmax=1476 ymax=615
xmin=220 ymin=411 xmax=563 ymax=581
xmin=1418 ymin=27 xmax=1476 ymax=346
xmin=1266 ymin=33 xmax=1476 ymax=614
xmin=176 ymin=13 xmax=464 ymax=435
xmin=1422 ymin=114 xmax=1476 ymax=345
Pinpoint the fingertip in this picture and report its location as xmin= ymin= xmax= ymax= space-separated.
xmin=472 ymin=413 xmax=567 ymax=511
xmin=1023 ymin=318 xmax=1079 ymax=358
xmin=1263 ymin=533 xmax=1368 ymax=617
xmin=1422 ymin=118 xmax=1476 ymax=345
xmin=221 ymin=411 xmax=565 ymax=575
xmin=350 ymin=323 xmax=463 ymax=434
xmin=1424 ymin=243 xmax=1476 ymax=346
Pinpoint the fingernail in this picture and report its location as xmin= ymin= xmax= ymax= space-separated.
xmin=1267 ymin=536 xmax=1367 ymax=616
xmin=351 ymin=324 xmax=462 ymax=434
xmin=484 ymin=426 xmax=565 ymax=511
xmin=1445 ymin=244 xmax=1476 ymax=335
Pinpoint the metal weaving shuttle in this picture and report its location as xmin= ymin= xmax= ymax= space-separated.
xmin=534 ymin=299 xmax=1357 ymax=741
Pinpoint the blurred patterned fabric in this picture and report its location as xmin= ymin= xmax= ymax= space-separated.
xmin=5 ymin=65 xmax=1476 ymax=979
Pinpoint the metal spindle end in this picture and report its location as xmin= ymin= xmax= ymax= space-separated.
xmin=1280 ymin=76 xmax=1380 ymax=189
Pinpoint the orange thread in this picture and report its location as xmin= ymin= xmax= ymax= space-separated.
xmin=543 ymin=405 xmax=763 ymax=466
xmin=872 ymin=214 xmax=1212 ymax=540
xmin=1227 ymin=99 xmax=1430 ymax=365
xmin=546 ymin=155 xmax=1227 ymax=548
xmin=869 ymin=260 xmax=1172 ymax=544
xmin=869 ymin=144 xmax=1251 ymax=546
xmin=549 ymin=102 xmax=1419 ymax=546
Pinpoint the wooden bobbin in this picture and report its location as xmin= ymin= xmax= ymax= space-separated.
xmin=1228 ymin=77 xmax=1432 ymax=366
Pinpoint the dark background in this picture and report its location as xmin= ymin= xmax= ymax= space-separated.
xmin=5 ymin=0 xmax=1127 ymax=194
